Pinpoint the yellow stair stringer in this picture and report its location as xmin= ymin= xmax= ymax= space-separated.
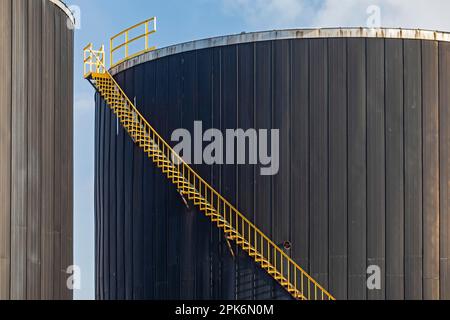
xmin=84 ymin=52 xmax=335 ymax=301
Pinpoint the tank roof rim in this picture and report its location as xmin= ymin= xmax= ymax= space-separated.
xmin=49 ymin=0 xmax=76 ymax=26
xmin=110 ymin=27 xmax=450 ymax=75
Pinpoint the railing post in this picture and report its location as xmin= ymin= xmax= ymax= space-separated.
xmin=281 ymin=253 xmax=283 ymax=278
xmin=145 ymin=22 xmax=149 ymax=50
xmin=229 ymin=206 xmax=232 ymax=230
xmin=125 ymin=32 xmax=129 ymax=59
xmin=101 ymin=45 xmax=105 ymax=69
xmin=89 ymin=49 xmax=92 ymax=74
xmin=294 ymin=268 xmax=297 ymax=293
xmin=83 ymin=49 xmax=86 ymax=76
xmin=288 ymin=260 xmax=290 ymax=283
xmin=301 ymin=272 xmax=304 ymax=297
xmin=110 ymin=38 xmax=113 ymax=68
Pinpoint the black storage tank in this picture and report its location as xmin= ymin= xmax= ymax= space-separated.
xmin=95 ymin=28 xmax=450 ymax=300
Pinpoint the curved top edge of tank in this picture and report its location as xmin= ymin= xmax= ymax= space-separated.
xmin=110 ymin=27 xmax=450 ymax=75
xmin=49 ymin=0 xmax=76 ymax=26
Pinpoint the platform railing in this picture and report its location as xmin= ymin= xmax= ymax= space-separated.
xmin=110 ymin=17 xmax=157 ymax=68
xmin=83 ymin=43 xmax=106 ymax=77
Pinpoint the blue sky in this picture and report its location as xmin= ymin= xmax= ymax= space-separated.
xmin=69 ymin=0 xmax=450 ymax=300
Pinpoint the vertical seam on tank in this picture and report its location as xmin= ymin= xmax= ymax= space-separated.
xmin=420 ymin=39 xmax=424 ymax=300
xmin=25 ymin=2 xmax=29 ymax=296
xmin=8 ymin=0 xmax=13 ymax=299
xmin=112 ymin=77 xmax=115 ymax=298
xmin=37 ymin=0 xmax=41 ymax=299
xmin=307 ymin=39 xmax=311 ymax=278
xmin=132 ymin=70 xmax=135 ymax=300
xmin=116 ymin=75 xmax=121 ymax=299
xmin=105 ymin=79 xmax=109 ymax=299
xmin=325 ymin=38 xmax=330 ymax=291
xmin=436 ymin=40 xmax=441 ymax=300
xmin=94 ymin=93 xmax=98 ymax=299
xmin=211 ymin=51 xmax=215 ymax=299
xmin=235 ymin=44 xmax=238 ymax=300
xmin=43 ymin=0 xmax=48 ymax=299
xmin=383 ymin=38 xmax=387 ymax=300
xmin=25 ymin=0 xmax=29 ymax=298
xmin=288 ymin=39 xmax=292 ymax=284
xmin=253 ymin=41 xmax=257 ymax=300
xmin=39 ymin=0 xmax=43 ymax=300
xmin=95 ymin=89 xmax=98 ymax=299
xmin=270 ymin=40 xmax=274 ymax=298
xmin=218 ymin=47 xmax=223 ymax=297
xmin=288 ymin=40 xmax=294 ymax=282
xmin=426 ymin=40 xmax=439 ymax=299
xmin=447 ymin=39 xmax=450 ymax=297
xmin=402 ymin=39 xmax=406 ymax=300
xmin=216 ymin=48 xmax=220 ymax=299
xmin=386 ymin=38 xmax=392 ymax=300
xmin=217 ymin=50 xmax=221 ymax=298
xmin=365 ymin=38 xmax=369 ymax=300
xmin=152 ymin=64 xmax=156 ymax=299
xmin=437 ymin=41 xmax=442 ymax=299
xmin=210 ymin=51 xmax=214 ymax=299
xmin=288 ymin=39 xmax=292 ymax=282
xmin=99 ymin=96 xmax=102 ymax=299
xmin=115 ymin=74 xmax=119 ymax=299
xmin=345 ymin=37 xmax=349 ymax=300
xmin=442 ymin=41 xmax=446 ymax=300
xmin=57 ymin=8 xmax=62 ymax=299
xmin=195 ymin=50 xmax=198 ymax=299
xmin=326 ymin=38 xmax=330 ymax=293
xmin=444 ymin=42 xmax=448 ymax=300
xmin=287 ymin=40 xmax=290 ymax=274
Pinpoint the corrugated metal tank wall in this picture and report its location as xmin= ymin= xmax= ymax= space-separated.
xmin=0 ymin=0 xmax=73 ymax=300
xmin=95 ymin=37 xmax=450 ymax=300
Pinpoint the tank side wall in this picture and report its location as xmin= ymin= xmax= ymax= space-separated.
xmin=96 ymin=38 xmax=450 ymax=300
xmin=0 ymin=0 xmax=73 ymax=300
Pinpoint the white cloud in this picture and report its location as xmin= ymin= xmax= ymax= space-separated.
xmin=222 ymin=0 xmax=450 ymax=32
xmin=222 ymin=0 xmax=311 ymax=29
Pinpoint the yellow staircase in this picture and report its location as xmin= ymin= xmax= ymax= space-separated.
xmin=84 ymin=43 xmax=334 ymax=301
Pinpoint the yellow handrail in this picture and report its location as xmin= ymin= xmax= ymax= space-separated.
xmin=110 ymin=17 xmax=157 ymax=68
xmin=84 ymin=45 xmax=335 ymax=301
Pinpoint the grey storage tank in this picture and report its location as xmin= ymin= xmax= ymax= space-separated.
xmin=0 ymin=0 xmax=74 ymax=300
xmin=96 ymin=28 xmax=450 ymax=300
